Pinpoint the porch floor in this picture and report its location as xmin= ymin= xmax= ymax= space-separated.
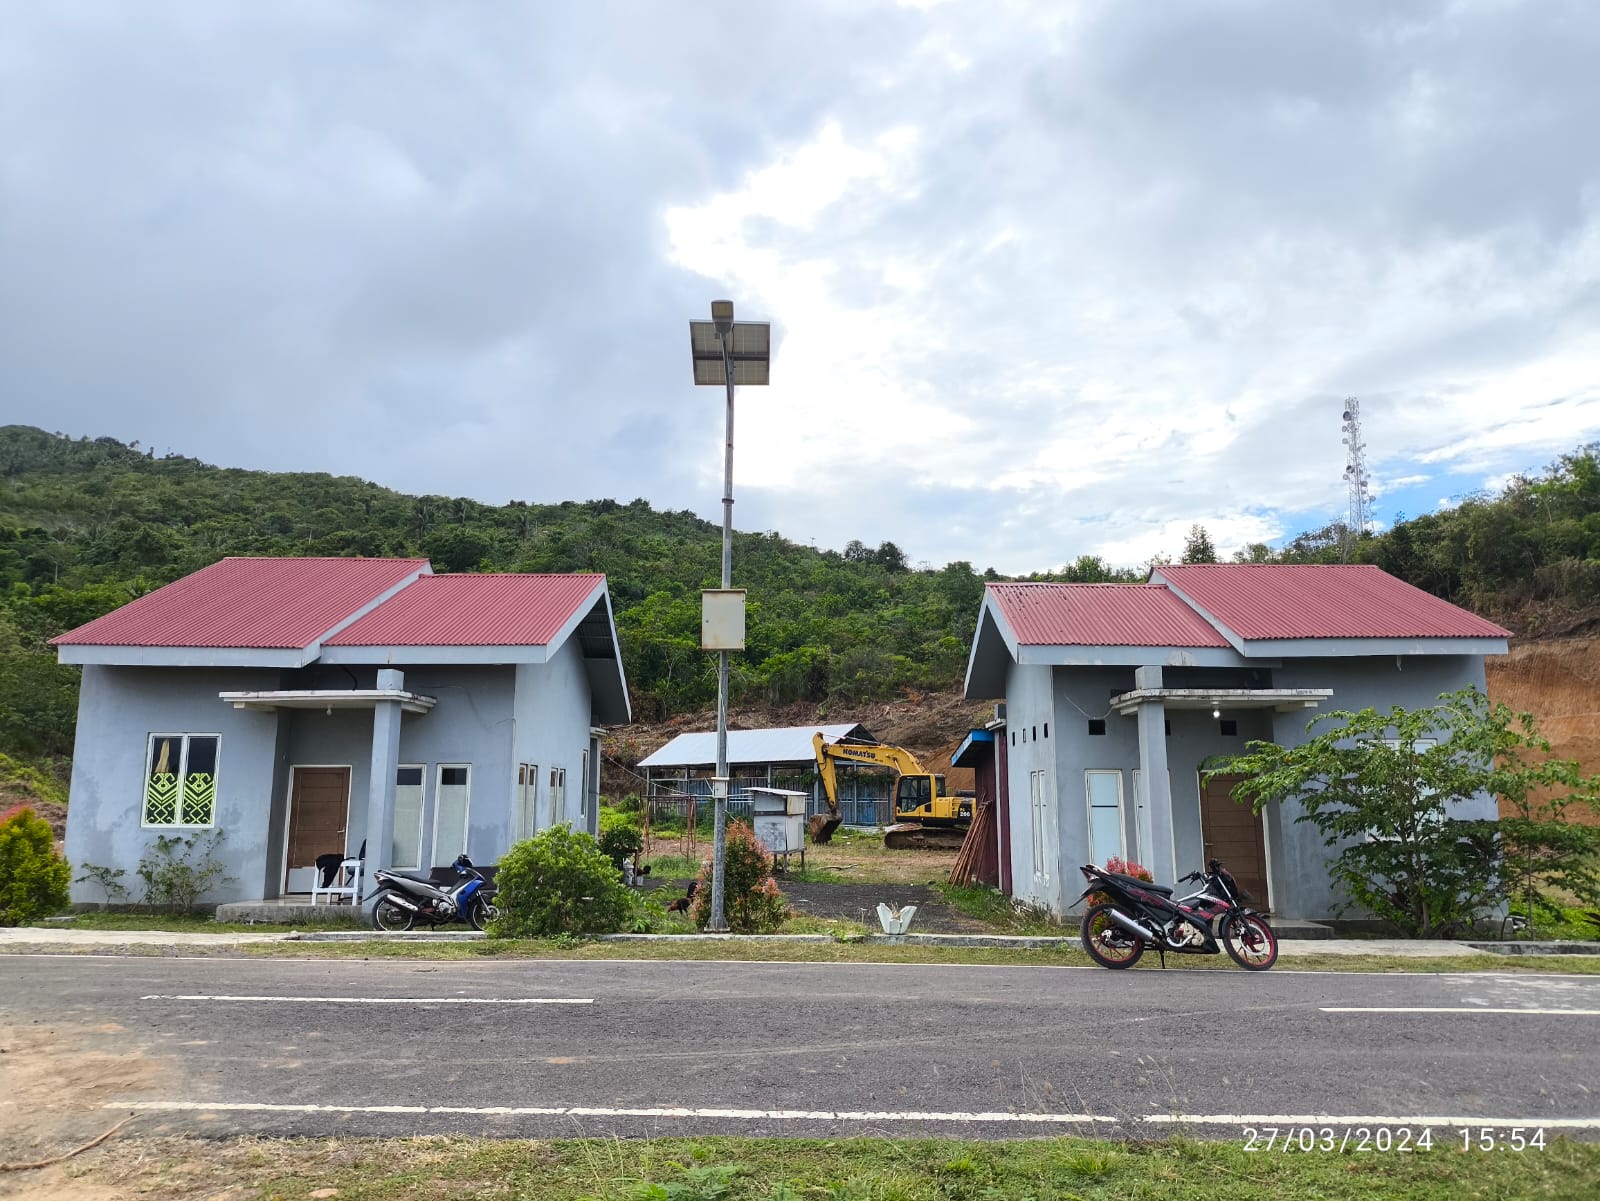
xmin=215 ymin=896 xmax=368 ymax=924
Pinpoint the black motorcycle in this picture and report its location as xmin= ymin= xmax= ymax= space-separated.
xmin=368 ymin=854 xmax=499 ymax=932
xmin=1075 ymin=858 xmax=1277 ymax=970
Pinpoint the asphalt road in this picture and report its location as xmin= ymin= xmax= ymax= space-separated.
xmin=4 ymin=954 xmax=1599 ymax=1141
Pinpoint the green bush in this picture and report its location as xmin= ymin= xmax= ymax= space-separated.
xmin=137 ymin=830 xmax=230 ymax=913
xmin=0 ymin=806 xmax=71 ymax=925
xmin=597 ymin=809 xmax=644 ymax=870
xmin=487 ymin=824 xmax=632 ymax=938
xmin=690 ymin=819 xmax=789 ymax=934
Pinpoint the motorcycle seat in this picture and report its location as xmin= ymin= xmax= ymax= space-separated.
xmin=384 ymin=870 xmax=438 ymax=886
xmin=1107 ymin=872 xmax=1173 ymax=895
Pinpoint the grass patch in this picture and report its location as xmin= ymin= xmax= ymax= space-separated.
xmin=70 ymin=1132 xmax=1600 ymax=1200
xmin=937 ymin=882 xmax=1064 ymax=934
xmin=35 ymin=910 xmax=368 ymax=934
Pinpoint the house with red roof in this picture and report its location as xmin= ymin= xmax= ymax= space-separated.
xmin=52 ymin=558 xmax=629 ymax=906
xmin=962 ymin=563 xmax=1511 ymax=920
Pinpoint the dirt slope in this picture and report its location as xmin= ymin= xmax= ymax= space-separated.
xmin=1487 ymin=635 xmax=1600 ymax=823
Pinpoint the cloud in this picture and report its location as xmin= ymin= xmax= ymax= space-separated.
xmin=2 ymin=0 xmax=1598 ymax=574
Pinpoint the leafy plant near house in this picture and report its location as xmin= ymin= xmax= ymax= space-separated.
xmin=487 ymin=823 xmax=632 ymax=937
xmin=0 ymin=806 xmax=71 ymax=925
xmin=598 ymin=808 xmax=644 ymax=871
xmin=136 ymin=830 xmax=230 ymax=913
xmin=689 ymin=819 xmax=790 ymax=934
xmin=75 ymin=862 xmax=130 ymax=905
xmin=1211 ymin=688 xmax=1600 ymax=938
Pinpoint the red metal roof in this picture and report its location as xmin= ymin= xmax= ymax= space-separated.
xmin=325 ymin=573 xmax=605 ymax=647
xmin=987 ymin=583 xmax=1232 ymax=648
xmin=1155 ymin=564 xmax=1512 ymax=641
xmin=52 ymin=558 xmax=428 ymax=649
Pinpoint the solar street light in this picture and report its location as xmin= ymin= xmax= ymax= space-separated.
xmin=687 ymin=299 xmax=771 ymax=933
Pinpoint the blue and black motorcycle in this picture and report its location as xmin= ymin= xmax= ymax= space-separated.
xmin=368 ymin=854 xmax=499 ymax=932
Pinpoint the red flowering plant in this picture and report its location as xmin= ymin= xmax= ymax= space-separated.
xmin=689 ymin=820 xmax=791 ymax=934
xmin=1087 ymin=856 xmax=1154 ymax=907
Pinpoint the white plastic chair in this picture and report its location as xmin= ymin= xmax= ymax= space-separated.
xmin=311 ymin=856 xmax=363 ymax=905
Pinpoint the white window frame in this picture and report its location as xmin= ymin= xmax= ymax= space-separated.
xmin=549 ymin=766 xmax=567 ymax=823
xmin=142 ymin=732 xmax=223 ymax=829
xmin=581 ymin=750 xmax=591 ymax=829
xmin=1085 ymin=769 xmax=1127 ymax=868
xmin=1029 ymin=769 xmax=1053 ymax=887
xmin=516 ymin=763 xmax=539 ymax=842
xmin=1367 ymin=738 xmax=1438 ymax=842
xmin=392 ymin=763 xmax=427 ymax=871
xmin=431 ymin=763 xmax=472 ymax=866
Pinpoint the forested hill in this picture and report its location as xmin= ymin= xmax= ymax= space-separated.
xmin=2 ymin=423 xmax=1598 ymax=775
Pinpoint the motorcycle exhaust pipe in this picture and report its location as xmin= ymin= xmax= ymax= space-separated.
xmin=1105 ymin=907 xmax=1157 ymax=942
xmin=382 ymin=893 xmax=422 ymax=912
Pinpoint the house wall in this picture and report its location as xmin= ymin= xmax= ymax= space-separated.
xmin=514 ymin=635 xmax=596 ymax=837
xmin=1044 ymin=667 xmax=1140 ymax=908
xmin=64 ymin=665 xmax=282 ymax=906
xmin=1268 ymin=654 xmax=1490 ymax=918
xmin=394 ymin=665 xmax=518 ymax=867
xmin=1002 ymin=662 xmax=1062 ymax=911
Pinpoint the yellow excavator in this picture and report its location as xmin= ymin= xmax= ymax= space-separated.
xmin=811 ymin=733 xmax=974 ymax=850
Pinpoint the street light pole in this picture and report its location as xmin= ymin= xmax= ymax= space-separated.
xmin=710 ymin=304 xmax=736 ymax=934
xmin=688 ymin=300 xmax=771 ymax=935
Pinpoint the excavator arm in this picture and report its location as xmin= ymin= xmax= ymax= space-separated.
xmin=811 ymin=734 xmax=938 ymax=845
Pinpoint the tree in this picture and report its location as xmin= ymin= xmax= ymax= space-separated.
xmin=1211 ymin=689 xmax=1600 ymax=937
xmin=1181 ymin=524 xmax=1218 ymax=564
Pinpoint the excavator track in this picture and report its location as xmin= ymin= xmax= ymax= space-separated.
xmin=883 ymin=822 xmax=969 ymax=851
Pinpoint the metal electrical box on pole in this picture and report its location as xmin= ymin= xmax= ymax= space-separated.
xmin=700 ymin=589 xmax=746 ymax=651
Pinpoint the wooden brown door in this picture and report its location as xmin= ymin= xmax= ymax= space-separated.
xmin=1200 ymin=773 xmax=1269 ymax=907
xmin=286 ymin=767 xmax=351 ymax=875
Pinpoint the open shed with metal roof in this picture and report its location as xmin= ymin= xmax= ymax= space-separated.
xmin=637 ymin=722 xmax=891 ymax=827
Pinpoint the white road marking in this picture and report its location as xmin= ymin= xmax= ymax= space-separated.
xmin=139 ymin=994 xmax=593 ymax=1005
xmin=1321 ymin=1006 xmax=1600 ymax=1016
xmin=1146 ymin=1113 xmax=1600 ymax=1129
xmin=109 ymin=1100 xmax=1113 ymax=1123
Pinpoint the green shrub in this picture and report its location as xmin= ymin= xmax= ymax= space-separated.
xmin=690 ymin=819 xmax=789 ymax=934
xmin=136 ymin=830 xmax=230 ymax=913
xmin=487 ymin=824 xmax=632 ymax=938
xmin=0 ymin=806 xmax=71 ymax=925
xmin=597 ymin=809 xmax=644 ymax=870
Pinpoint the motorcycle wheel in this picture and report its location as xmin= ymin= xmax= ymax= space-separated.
xmin=1220 ymin=912 xmax=1277 ymax=970
xmin=371 ymin=893 xmax=415 ymax=933
xmin=1080 ymin=903 xmax=1145 ymax=969
xmin=467 ymin=897 xmax=500 ymax=932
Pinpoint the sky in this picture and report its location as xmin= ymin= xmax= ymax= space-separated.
xmin=3 ymin=1 xmax=1598 ymax=575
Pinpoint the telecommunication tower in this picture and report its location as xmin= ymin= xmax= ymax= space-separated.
xmin=1339 ymin=397 xmax=1370 ymax=561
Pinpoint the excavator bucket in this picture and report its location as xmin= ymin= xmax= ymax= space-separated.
xmin=809 ymin=814 xmax=842 ymax=844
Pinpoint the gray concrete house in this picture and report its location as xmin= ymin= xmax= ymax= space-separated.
xmin=963 ymin=563 xmax=1511 ymax=919
xmin=53 ymin=557 xmax=629 ymax=905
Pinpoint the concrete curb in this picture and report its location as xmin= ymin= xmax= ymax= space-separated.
xmin=1466 ymin=940 xmax=1600 ymax=957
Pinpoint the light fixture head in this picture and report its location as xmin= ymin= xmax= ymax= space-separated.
xmin=1212 ymin=706 xmax=1221 ymax=720
xmin=710 ymin=299 xmax=734 ymax=334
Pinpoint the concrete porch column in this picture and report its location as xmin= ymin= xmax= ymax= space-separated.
xmin=362 ymin=668 xmax=405 ymax=901
xmin=1133 ymin=665 xmax=1177 ymax=884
